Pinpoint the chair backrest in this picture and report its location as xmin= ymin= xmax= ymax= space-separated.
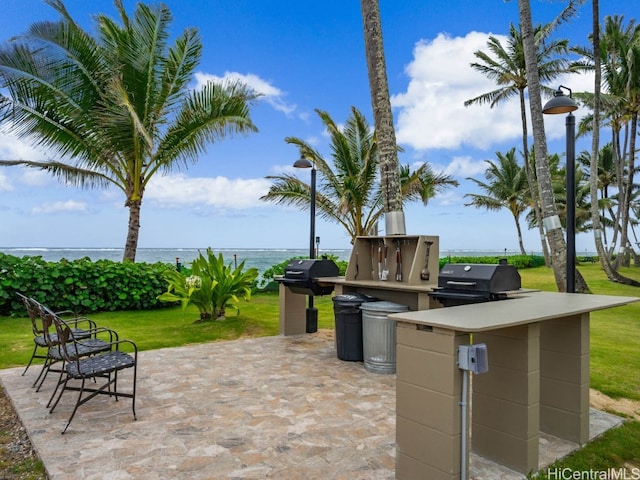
xmin=16 ymin=293 xmax=43 ymax=336
xmin=42 ymin=309 xmax=81 ymax=365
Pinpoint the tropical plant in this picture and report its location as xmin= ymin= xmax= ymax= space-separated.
xmin=360 ymin=0 xmax=405 ymax=234
xmin=0 ymin=0 xmax=257 ymax=262
xmin=158 ymin=249 xmax=258 ymax=321
xmin=464 ymin=22 xmax=572 ymax=265
xmin=465 ymin=148 xmax=530 ymax=255
xmin=260 ymin=107 xmax=457 ymax=242
xmin=573 ymin=15 xmax=640 ymax=270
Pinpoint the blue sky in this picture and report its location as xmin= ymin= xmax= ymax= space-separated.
xmin=0 ymin=0 xmax=633 ymax=254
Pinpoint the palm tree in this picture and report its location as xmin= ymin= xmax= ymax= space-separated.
xmin=465 ymin=148 xmax=530 ymax=255
xmin=360 ymin=0 xmax=405 ymax=235
xmin=518 ymin=0 xmax=589 ymax=293
xmin=260 ymin=107 xmax=457 ymax=242
xmin=573 ymin=14 xmax=640 ymax=280
xmin=465 ymin=22 xmax=571 ymax=266
xmin=0 ymin=0 xmax=257 ymax=262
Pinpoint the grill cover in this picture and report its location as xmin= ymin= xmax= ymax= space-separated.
xmin=278 ymin=258 xmax=339 ymax=295
xmin=431 ymin=260 xmax=521 ymax=306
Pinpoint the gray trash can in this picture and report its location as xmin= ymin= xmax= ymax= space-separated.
xmin=360 ymin=301 xmax=409 ymax=374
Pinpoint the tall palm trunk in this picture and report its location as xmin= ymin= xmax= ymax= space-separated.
xmin=123 ymin=200 xmax=141 ymax=262
xmin=589 ymin=0 xmax=612 ymax=275
xmin=616 ymin=112 xmax=637 ymax=268
xmin=519 ymin=90 xmax=551 ymax=265
xmin=514 ymin=215 xmax=527 ymax=255
xmin=588 ymin=0 xmax=635 ymax=283
xmin=518 ymin=0 xmax=589 ymax=292
xmin=360 ymin=0 xmax=405 ymax=235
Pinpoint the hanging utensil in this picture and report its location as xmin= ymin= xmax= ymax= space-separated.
xmin=420 ymin=241 xmax=433 ymax=281
xmin=381 ymin=245 xmax=389 ymax=280
xmin=378 ymin=245 xmax=383 ymax=280
xmin=395 ymin=244 xmax=403 ymax=281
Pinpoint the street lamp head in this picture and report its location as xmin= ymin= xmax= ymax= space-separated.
xmin=293 ymin=155 xmax=313 ymax=169
xmin=542 ymin=86 xmax=579 ymax=115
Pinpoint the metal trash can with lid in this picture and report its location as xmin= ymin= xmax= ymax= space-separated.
xmin=360 ymin=301 xmax=409 ymax=374
xmin=332 ymin=293 xmax=376 ymax=361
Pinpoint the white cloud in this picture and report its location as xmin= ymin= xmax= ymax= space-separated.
xmin=0 ymin=172 xmax=12 ymax=192
xmin=393 ymin=33 xmax=597 ymax=153
xmin=32 ymin=200 xmax=88 ymax=214
xmin=0 ymin=131 xmax=47 ymax=161
xmin=194 ymin=71 xmax=297 ymax=115
xmin=146 ymin=174 xmax=272 ymax=210
xmin=19 ymin=169 xmax=51 ymax=187
xmin=392 ymin=32 xmax=525 ymax=151
xmin=441 ymin=155 xmax=488 ymax=178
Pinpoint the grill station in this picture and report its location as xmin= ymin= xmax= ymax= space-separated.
xmin=430 ymin=259 xmax=521 ymax=307
xmin=277 ymin=258 xmax=339 ymax=296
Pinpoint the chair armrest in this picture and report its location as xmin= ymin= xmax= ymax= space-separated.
xmin=109 ymin=339 xmax=138 ymax=356
xmin=63 ymin=316 xmax=98 ymax=330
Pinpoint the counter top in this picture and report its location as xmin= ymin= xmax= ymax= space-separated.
xmin=318 ymin=276 xmax=438 ymax=292
xmin=388 ymin=291 xmax=639 ymax=332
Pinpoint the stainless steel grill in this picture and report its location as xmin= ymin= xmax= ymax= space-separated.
xmin=429 ymin=259 xmax=521 ymax=307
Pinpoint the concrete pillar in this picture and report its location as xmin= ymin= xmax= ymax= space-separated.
xmin=278 ymin=283 xmax=307 ymax=336
xmin=395 ymin=322 xmax=470 ymax=480
xmin=540 ymin=313 xmax=590 ymax=444
xmin=472 ymin=324 xmax=541 ymax=474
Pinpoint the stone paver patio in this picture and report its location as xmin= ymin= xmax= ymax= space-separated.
xmin=0 ymin=333 xmax=623 ymax=479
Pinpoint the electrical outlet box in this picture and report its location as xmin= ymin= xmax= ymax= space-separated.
xmin=458 ymin=344 xmax=489 ymax=374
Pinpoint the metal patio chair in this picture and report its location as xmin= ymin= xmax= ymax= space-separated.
xmin=45 ymin=310 xmax=138 ymax=434
xmin=17 ymin=293 xmax=98 ymax=389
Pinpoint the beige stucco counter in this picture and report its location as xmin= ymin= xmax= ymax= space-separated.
xmin=388 ymin=291 xmax=639 ymax=479
xmin=387 ymin=290 xmax=638 ymax=331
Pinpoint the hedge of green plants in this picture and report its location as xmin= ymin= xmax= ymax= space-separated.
xmin=0 ymin=253 xmax=174 ymax=316
xmin=438 ymin=255 xmax=547 ymax=269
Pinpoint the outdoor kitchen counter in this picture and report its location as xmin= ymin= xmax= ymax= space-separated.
xmin=388 ymin=290 xmax=639 ymax=480
xmin=387 ymin=290 xmax=638 ymax=331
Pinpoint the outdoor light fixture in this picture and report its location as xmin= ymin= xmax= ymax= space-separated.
xmin=543 ymin=86 xmax=578 ymax=293
xmin=293 ymin=154 xmax=318 ymax=332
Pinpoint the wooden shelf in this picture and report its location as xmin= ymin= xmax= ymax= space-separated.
xmin=344 ymin=235 xmax=439 ymax=286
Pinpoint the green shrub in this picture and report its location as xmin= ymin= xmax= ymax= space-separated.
xmin=438 ymin=255 xmax=545 ymax=270
xmin=157 ymin=248 xmax=259 ymax=321
xmin=0 ymin=253 xmax=173 ymax=316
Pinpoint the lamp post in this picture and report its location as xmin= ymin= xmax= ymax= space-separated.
xmin=293 ymin=155 xmax=318 ymax=332
xmin=542 ymin=85 xmax=579 ymax=293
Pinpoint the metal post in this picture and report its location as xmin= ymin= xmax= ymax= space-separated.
xmin=306 ymin=167 xmax=318 ymax=332
xmin=566 ymin=113 xmax=576 ymax=293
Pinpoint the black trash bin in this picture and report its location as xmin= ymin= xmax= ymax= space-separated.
xmin=332 ymin=293 xmax=375 ymax=361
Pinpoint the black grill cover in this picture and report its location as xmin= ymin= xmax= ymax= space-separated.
xmin=278 ymin=258 xmax=339 ymax=295
xmin=438 ymin=262 xmax=521 ymax=293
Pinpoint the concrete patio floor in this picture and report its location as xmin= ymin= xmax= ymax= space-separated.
xmin=0 ymin=333 xmax=624 ymax=479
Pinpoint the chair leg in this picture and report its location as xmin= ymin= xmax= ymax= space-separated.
xmin=131 ymin=364 xmax=137 ymax=421
xmin=62 ymin=378 xmax=86 ymax=435
xmin=46 ymin=366 xmax=66 ymax=408
xmin=49 ymin=375 xmax=69 ymax=414
xmin=21 ymin=344 xmax=39 ymax=376
xmin=32 ymin=357 xmax=52 ymax=389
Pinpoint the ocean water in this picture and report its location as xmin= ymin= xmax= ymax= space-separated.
xmin=0 ymin=247 xmax=352 ymax=275
xmin=0 ymin=247 xmax=550 ymax=275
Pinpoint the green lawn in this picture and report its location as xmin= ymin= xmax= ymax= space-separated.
xmin=1 ymin=263 xmax=639 ymax=400
xmin=1 ymin=263 xmax=639 ymax=475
